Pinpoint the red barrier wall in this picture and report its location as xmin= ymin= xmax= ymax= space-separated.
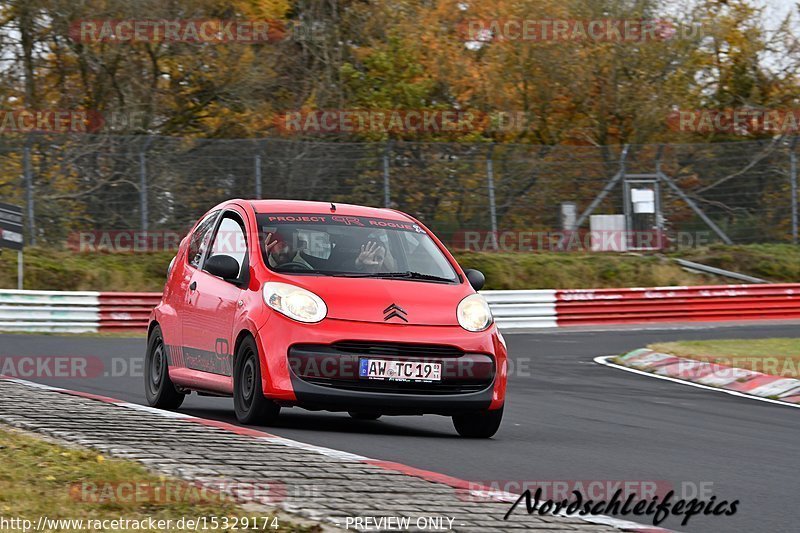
xmin=97 ymin=283 xmax=800 ymax=332
xmin=556 ymin=284 xmax=800 ymax=325
xmin=99 ymin=292 xmax=161 ymax=331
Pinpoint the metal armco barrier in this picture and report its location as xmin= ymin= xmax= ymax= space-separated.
xmin=1 ymin=283 xmax=799 ymax=333
xmin=481 ymin=290 xmax=557 ymax=329
xmin=0 ymin=289 xmax=100 ymax=332
xmin=0 ymin=289 xmax=160 ymax=333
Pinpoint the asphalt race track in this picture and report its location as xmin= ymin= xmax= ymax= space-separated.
xmin=1 ymin=323 xmax=798 ymax=533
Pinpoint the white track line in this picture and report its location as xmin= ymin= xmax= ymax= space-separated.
xmin=594 ymin=355 xmax=800 ymax=409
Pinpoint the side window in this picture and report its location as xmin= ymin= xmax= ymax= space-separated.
xmin=187 ymin=211 xmax=220 ymax=268
xmin=205 ymin=214 xmax=247 ymax=278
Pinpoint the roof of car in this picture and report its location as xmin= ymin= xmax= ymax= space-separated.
xmin=247 ymin=199 xmax=411 ymax=221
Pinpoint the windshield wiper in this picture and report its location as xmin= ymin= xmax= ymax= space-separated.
xmin=274 ymin=269 xmax=381 ymax=278
xmin=273 ymin=268 xmax=453 ymax=282
xmin=274 ymin=268 xmax=340 ymax=275
xmin=364 ymin=271 xmax=454 ymax=282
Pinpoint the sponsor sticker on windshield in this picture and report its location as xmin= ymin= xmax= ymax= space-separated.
xmin=260 ymin=214 xmax=426 ymax=233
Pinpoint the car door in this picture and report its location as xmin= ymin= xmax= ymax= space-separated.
xmin=168 ymin=209 xmax=220 ymax=353
xmin=181 ymin=210 xmax=249 ymax=376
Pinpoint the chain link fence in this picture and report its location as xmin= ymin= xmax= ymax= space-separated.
xmin=0 ymin=134 xmax=797 ymax=251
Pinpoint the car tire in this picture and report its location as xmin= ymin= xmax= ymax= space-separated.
xmin=348 ymin=411 xmax=382 ymax=421
xmin=452 ymin=406 xmax=503 ymax=438
xmin=144 ymin=325 xmax=185 ymax=409
xmin=233 ymin=336 xmax=280 ymax=425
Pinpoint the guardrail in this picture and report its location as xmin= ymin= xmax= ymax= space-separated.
xmin=672 ymin=258 xmax=768 ymax=284
xmin=0 ymin=289 xmax=101 ymax=333
xmin=1 ymin=284 xmax=799 ymax=333
xmin=0 ymin=289 xmax=161 ymax=333
xmin=481 ymin=290 xmax=557 ymax=329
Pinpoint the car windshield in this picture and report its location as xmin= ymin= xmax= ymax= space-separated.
xmin=256 ymin=213 xmax=458 ymax=282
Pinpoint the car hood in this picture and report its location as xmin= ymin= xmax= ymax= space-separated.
xmin=280 ymin=276 xmax=470 ymax=326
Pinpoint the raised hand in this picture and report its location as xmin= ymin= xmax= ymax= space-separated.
xmin=264 ymin=233 xmax=279 ymax=253
xmin=355 ymin=241 xmax=386 ymax=269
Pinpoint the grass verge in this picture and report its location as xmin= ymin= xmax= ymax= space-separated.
xmin=649 ymin=338 xmax=800 ymax=378
xmin=0 ymin=427 xmax=314 ymax=532
xmin=455 ymin=251 xmax=710 ymax=289
xmin=6 ymin=243 xmax=798 ymax=291
xmin=0 ymin=247 xmax=714 ymax=291
xmin=0 ymin=248 xmax=174 ymax=292
xmin=673 ymin=243 xmax=800 ymax=282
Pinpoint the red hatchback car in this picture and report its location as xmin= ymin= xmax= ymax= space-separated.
xmin=146 ymin=200 xmax=507 ymax=437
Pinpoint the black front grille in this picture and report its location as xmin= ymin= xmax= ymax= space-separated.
xmin=301 ymin=377 xmax=490 ymax=395
xmin=331 ymin=341 xmax=463 ymax=358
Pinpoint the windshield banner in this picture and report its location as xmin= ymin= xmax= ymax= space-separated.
xmin=259 ymin=214 xmax=426 ymax=234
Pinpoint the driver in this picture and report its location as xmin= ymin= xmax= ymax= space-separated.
xmin=263 ymin=229 xmax=312 ymax=269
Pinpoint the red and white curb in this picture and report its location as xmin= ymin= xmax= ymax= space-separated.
xmin=0 ymin=375 xmax=671 ymax=533
xmin=595 ymin=349 xmax=800 ymax=408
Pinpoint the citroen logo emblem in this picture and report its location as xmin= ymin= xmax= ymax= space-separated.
xmin=383 ymin=303 xmax=408 ymax=322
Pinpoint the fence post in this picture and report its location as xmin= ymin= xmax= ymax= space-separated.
xmin=486 ymin=144 xmax=499 ymax=250
xmin=139 ymin=136 xmax=153 ymax=232
xmin=18 ymin=250 xmax=23 ymax=290
xmin=255 ymin=153 xmax=263 ymax=199
xmin=791 ymin=137 xmax=798 ymax=244
xmin=382 ymin=141 xmax=392 ymax=208
xmin=571 ymin=144 xmax=630 ymax=233
xmin=23 ymin=137 xmax=35 ymax=245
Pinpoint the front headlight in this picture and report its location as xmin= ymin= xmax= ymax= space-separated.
xmin=457 ymin=293 xmax=493 ymax=332
xmin=263 ymin=282 xmax=327 ymax=323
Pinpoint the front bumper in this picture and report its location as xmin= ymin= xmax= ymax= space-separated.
xmin=255 ymin=315 xmax=507 ymax=414
xmin=288 ymin=375 xmax=495 ymax=415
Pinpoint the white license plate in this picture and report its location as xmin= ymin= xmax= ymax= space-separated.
xmin=359 ymin=358 xmax=442 ymax=382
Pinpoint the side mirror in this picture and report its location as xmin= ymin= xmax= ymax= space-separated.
xmin=464 ymin=269 xmax=485 ymax=291
xmin=205 ymin=254 xmax=240 ymax=281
